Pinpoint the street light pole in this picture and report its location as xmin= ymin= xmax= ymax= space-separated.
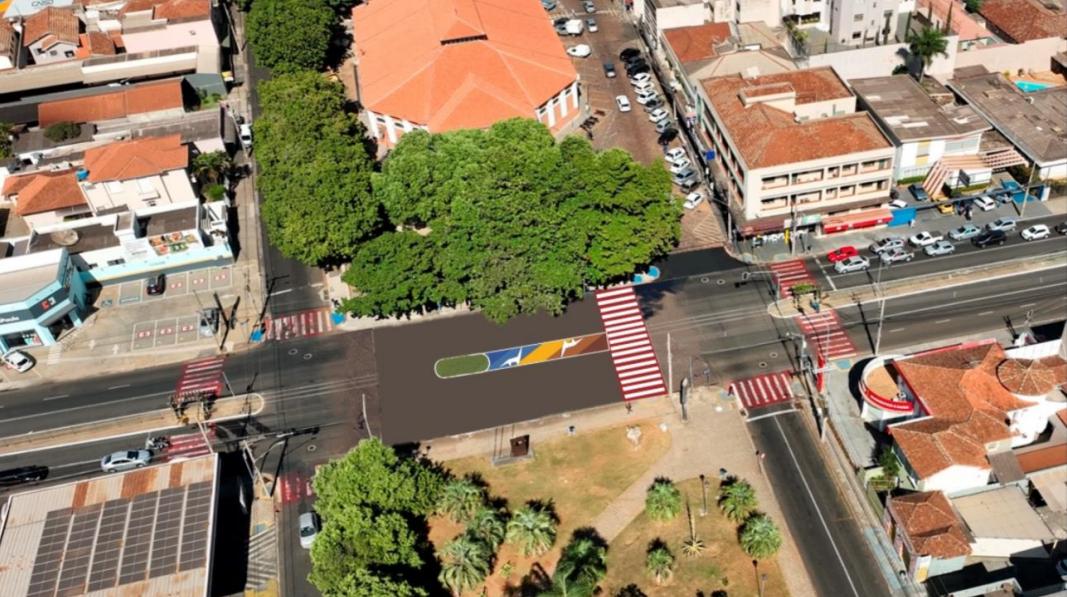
xmin=699 ymin=473 xmax=708 ymax=516
xmin=873 ymin=259 xmax=888 ymax=355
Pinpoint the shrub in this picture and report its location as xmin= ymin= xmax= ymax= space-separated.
xmin=44 ymin=121 xmax=82 ymax=143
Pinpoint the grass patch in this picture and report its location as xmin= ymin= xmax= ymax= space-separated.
xmin=430 ymin=422 xmax=671 ymax=595
xmin=434 ymin=353 xmax=490 ymax=378
xmin=602 ymin=478 xmax=788 ymax=596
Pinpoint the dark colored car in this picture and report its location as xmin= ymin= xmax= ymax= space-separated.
xmin=1055 ymin=221 xmax=1067 ymax=235
xmin=0 ymin=465 xmax=49 ymax=486
xmin=602 ymin=61 xmax=616 ymax=78
xmin=619 ymin=47 xmax=641 ymax=61
xmin=908 ymin=183 xmax=929 ymax=201
xmin=145 ymin=273 xmax=166 ymax=296
xmin=626 ymin=64 xmax=650 ymax=77
xmin=972 ymin=229 xmax=1006 ymax=248
xmin=625 ymin=58 xmax=648 ymax=71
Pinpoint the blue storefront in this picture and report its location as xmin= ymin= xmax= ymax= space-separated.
xmin=0 ymin=248 xmax=89 ymax=352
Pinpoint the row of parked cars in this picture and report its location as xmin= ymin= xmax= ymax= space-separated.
xmin=828 ymin=218 xmax=1064 ymax=273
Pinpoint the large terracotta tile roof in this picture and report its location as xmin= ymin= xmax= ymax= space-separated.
xmin=38 ymin=78 xmax=184 ymax=127
xmin=892 ymin=414 xmax=1004 ymax=478
xmin=73 ymin=31 xmax=117 ymax=59
xmin=83 ymin=134 xmax=188 ymax=183
xmin=22 ymin=7 xmax=80 ymax=49
xmin=979 ymin=0 xmax=1067 ymax=43
xmin=4 ymin=171 xmax=88 ymax=216
xmin=352 ymin=0 xmax=577 ymax=132
xmin=1016 ymin=442 xmax=1067 ymax=474
xmin=701 ymin=68 xmax=891 ymax=169
xmin=121 ymin=0 xmax=211 ymax=20
xmin=662 ymin=22 xmax=732 ymax=64
xmin=888 ymin=491 xmax=971 ymax=559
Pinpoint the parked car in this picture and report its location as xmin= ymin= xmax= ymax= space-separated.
xmin=668 ymin=158 xmax=692 ymax=174
xmin=619 ymin=47 xmax=641 ymax=61
xmin=991 ymin=189 xmax=1012 ymax=204
xmin=586 ymin=17 xmax=598 ymax=31
xmin=541 ymin=0 xmax=557 ymax=9
xmin=1021 ymin=224 xmax=1050 ymax=241
xmin=678 ymin=178 xmax=700 ymax=192
xmin=974 ymin=196 xmax=996 ymax=211
xmin=642 ymin=98 xmax=664 ymax=113
xmin=671 ymin=168 xmax=696 ymax=184
xmin=1055 ymin=221 xmax=1067 ymax=235
xmin=869 ymin=237 xmax=904 ymax=254
xmin=972 ymin=229 xmax=1007 ymax=248
xmin=635 ymin=89 xmax=659 ymax=105
xmin=582 ymin=0 xmax=595 ymax=13
xmin=145 ymin=273 xmax=166 ymax=296
xmin=987 ymin=217 xmax=1018 ymax=232
xmin=826 ymin=246 xmax=858 ymax=263
xmin=834 ymin=255 xmax=870 ymax=274
xmin=614 ymin=95 xmax=631 ymax=112
xmin=909 ymin=231 xmax=943 ymax=247
xmin=238 ymin=123 xmax=253 ymax=152
xmin=648 ymin=108 xmax=669 ymax=123
xmin=633 ymin=80 xmax=656 ymax=94
xmin=889 ymin=198 xmax=908 ymax=209
xmin=100 ymin=450 xmax=152 ymax=473
xmin=601 ymin=61 xmax=616 ymax=77
xmin=924 ymin=240 xmax=956 ymax=257
xmin=0 ymin=465 xmax=49 ymax=486
xmin=629 ymin=72 xmax=651 ymax=86
xmin=879 ymin=247 xmax=914 ymax=264
xmin=949 ymin=224 xmax=981 ymax=240
xmin=626 ymin=63 xmax=650 ymax=76
xmin=654 ymin=118 xmax=673 ymax=133
xmin=664 ymin=147 xmax=688 ymax=165
xmin=566 ymin=44 xmax=592 ymax=58
xmin=2 ymin=349 xmax=35 ymax=373
xmin=299 ymin=512 xmax=321 ymax=549
xmin=908 ymin=183 xmax=928 ymax=201
xmin=935 ymin=201 xmax=954 ymax=214
xmin=683 ymin=192 xmax=704 ymax=210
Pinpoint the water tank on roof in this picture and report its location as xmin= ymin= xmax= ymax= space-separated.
xmin=75 ymin=168 xmax=89 ymax=181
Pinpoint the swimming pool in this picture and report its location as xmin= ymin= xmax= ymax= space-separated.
xmin=1015 ymin=80 xmax=1053 ymax=93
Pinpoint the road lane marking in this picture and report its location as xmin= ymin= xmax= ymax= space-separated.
xmin=107 ymin=384 xmax=131 ymax=390
xmin=889 ymin=328 xmax=904 ymax=333
xmin=934 ymin=319 xmax=951 ymax=324
xmin=1020 ymin=303 xmax=1036 ymax=308
xmin=978 ymin=310 xmax=994 ymax=316
xmin=0 ymin=390 xmax=172 ymax=425
xmin=42 ymin=395 xmax=69 ymax=401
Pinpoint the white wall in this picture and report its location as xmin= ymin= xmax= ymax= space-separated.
xmin=955 ymin=37 xmax=1067 ymax=76
xmin=82 ymin=170 xmax=195 ymax=213
xmin=916 ymin=465 xmax=990 ymax=493
xmin=28 ymin=40 xmax=78 ymax=65
xmin=655 ymin=4 xmax=711 ymax=30
xmin=738 ymin=0 xmax=781 ymax=27
xmin=22 ymin=204 xmax=92 ymax=230
xmin=800 ymin=36 xmax=959 ymax=81
xmin=969 ymin=537 xmax=1046 ymax=559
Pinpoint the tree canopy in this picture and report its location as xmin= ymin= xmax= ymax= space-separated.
xmin=255 ymin=72 xmax=379 ymax=265
xmin=908 ymin=26 xmax=949 ymax=83
xmin=343 ymin=119 xmax=678 ymax=323
xmin=247 ymin=0 xmax=334 ymax=72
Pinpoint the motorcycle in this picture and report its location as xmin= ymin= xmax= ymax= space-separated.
xmin=145 ymin=436 xmax=170 ymax=451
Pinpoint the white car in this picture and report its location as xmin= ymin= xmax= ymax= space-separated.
xmin=629 ymin=72 xmax=652 ymax=86
xmin=586 ymin=18 xmax=598 ymax=32
xmin=974 ymin=196 xmax=996 ymax=211
xmin=633 ymin=80 xmax=655 ymax=94
xmin=635 ymin=90 xmax=659 ymax=105
xmin=869 ymin=236 xmax=904 ymax=254
xmin=889 ymin=198 xmax=908 ymax=209
xmin=238 ymin=123 xmax=253 ymax=152
xmin=100 ymin=450 xmax=152 ymax=473
xmin=668 ymin=158 xmax=692 ymax=174
xmin=2 ymin=349 xmax=35 ymax=373
xmin=908 ymin=231 xmax=943 ymax=247
xmin=615 ymin=95 xmax=631 ymax=112
xmin=683 ymin=192 xmax=704 ymax=210
xmin=1021 ymin=224 xmax=1050 ymax=241
xmin=566 ymin=44 xmax=592 ymax=58
xmin=654 ymin=118 xmax=673 ymax=133
xmin=298 ymin=512 xmax=320 ymax=549
xmin=924 ymin=240 xmax=955 ymax=256
xmin=664 ymin=147 xmax=687 ymax=165
xmin=834 ymin=255 xmax=870 ymax=274
xmin=648 ymin=108 xmax=669 ymax=123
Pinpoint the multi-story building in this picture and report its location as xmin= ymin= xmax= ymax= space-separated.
xmin=0 ymin=15 xmax=17 ymax=70
xmin=828 ymin=0 xmax=901 ymax=46
xmin=697 ymin=66 xmax=895 ymax=236
xmin=351 ymin=0 xmax=580 ymax=149
xmin=21 ymin=7 xmax=81 ymax=65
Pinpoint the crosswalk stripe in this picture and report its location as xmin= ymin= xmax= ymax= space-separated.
xmin=596 ymin=286 xmax=666 ymax=401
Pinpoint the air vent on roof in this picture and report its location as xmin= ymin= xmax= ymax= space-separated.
xmin=441 ymin=34 xmax=488 ymax=45
xmin=50 ymin=229 xmax=80 ymax=247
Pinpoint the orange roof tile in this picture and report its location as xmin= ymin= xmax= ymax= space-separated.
xmin=917 ymin=0 xmax=991 ymax=42
xmin=662 ymin=22 xmax=731 ymax=64
xmin=1016 ymin=443 xmax=1067 ymax=474
xmin=979 ymin=0 xmax=1067 ymax=43
xmin=892 ymin=416 xmax=1000 ymax=478
xmin=22 ymin=7 xmax=79 ymax=49
xmin=83 ymin=134 xmax=188 ymax=183
xmin=153 ymin=0 xmax=211 ymax=20
xmin=38 ymin=79 xmax=184 ymax=127
xmin=701 ymin=68 xmax=891 ymax=169
xmin=6 ymin=171 xmax=87 ymax=216
xmin=888 ymin=491 xmax=971 ymax=559
xmin=352 ymin=0 xmax=577 ymax=132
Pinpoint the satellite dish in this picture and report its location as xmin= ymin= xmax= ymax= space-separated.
xmin=49 ymin=229 xmax=80 ymax=246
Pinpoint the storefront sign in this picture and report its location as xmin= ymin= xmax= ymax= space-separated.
xmin=0 ymin=287 xmax=69 ymax=325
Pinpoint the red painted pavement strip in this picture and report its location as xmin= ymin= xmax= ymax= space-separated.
xmin=769 ymin=259 xmax=816 ymax=297
xmin=730 ymin=370 xmax=795 ymax=411
xmin=595 ymin=287 xmax=667 ymax=401
xmin=264 ymin=308 xmax=335 ymax=342
xmin=795 ymin=309 xmax=858 ymax=360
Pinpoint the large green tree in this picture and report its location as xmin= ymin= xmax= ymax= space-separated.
xmin=247 ymin=0 xmax=333 ymax=72
xmin=321 ymin=568 xmax=428 ymax=597
xmin=438 ymin=476 xmax=488 ymax=524
xmin=544 ymin=533 xmax=608 ymax=597
xmin=344 ymin=119 xmax=678 ymax=323
xmin=256 ymin=72 xmax=379 ymax=265
xmin=908 ymin=26 xmax=949 ymax=83
xmin=718 ymin=480 xmax=758 ymax=523
xmin=645 ymin=478 xmax=682 ymax=522
xmin=739 ymin=514 xmax=783 ymax=560
xmin=505 ymin=503 xmax=558 ymax=557
xmin=437 ymin=533 xmax=492 ymax=596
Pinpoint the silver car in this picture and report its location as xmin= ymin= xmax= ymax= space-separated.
xmin=868 ymin=237 xmax=904 ymax=254
xmin=100 ymin=450 xmax=152 ymax=473
xmin=987 ymin=217 xmax=1018 ymax=232
xmin=924 ymin=240 xmax=956 ymax=256
xmin=834 ymin=255 xmax=870 ymax=273
xmin=879 ymin=247 xmax=914 ymax=264
xmin=948 ymin=224 xmax=981 ymax=240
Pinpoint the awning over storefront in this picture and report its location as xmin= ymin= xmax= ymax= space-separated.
xmin=739 ymin=216 xmax=787 ymax=236
xmin=821 ymin=208 xmax=892 ymax=234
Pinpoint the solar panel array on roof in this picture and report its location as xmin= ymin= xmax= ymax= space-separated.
xmin=23 ymin=480 xmax=214 ymax=596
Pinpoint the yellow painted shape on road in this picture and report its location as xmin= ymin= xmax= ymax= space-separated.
xmin=522 ymin=340 xmax=562 ymax=364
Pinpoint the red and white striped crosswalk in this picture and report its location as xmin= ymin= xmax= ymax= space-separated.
xmin=278 ymin=469 xmax=315 ymax=505
xmin=174 ymin=356 xmax=225 ymax=397
xmin=162 ymin=430 xmax=215 ymax=461
xmin=264 ymin=308 xmax=335 ymax=341
xmin=595 ymin=286 xmax=667 ymax=401
xmin=795 ymin=309 xmax=858 ymax=361
xmin=730 ymin=371 xmax=795 ymax=411
xmin=768 ymin=259 xmax=816 ymax=298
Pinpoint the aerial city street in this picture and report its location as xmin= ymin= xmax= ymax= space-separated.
xmin=0 ymin=0 xmax=1066 ymax=595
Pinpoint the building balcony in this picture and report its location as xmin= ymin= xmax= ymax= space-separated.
xmin=860 ymin=356 xmax=915 ymax=427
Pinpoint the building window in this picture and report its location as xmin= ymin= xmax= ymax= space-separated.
xmin=854 ymin=14 xmax=863 ymax=21
xmin=852 ymin=32 xmax=862 ymax=39
xmin=106 ymin=258 xmax=126 ymax=266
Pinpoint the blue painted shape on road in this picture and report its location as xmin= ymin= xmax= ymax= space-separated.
xmin=486 ymin=347 xmax=524 ymax=370
xmin=330 ymin=311 xmax=346 ymax=325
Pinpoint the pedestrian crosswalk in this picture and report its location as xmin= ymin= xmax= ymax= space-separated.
xmin=278 ymin=469 xmax=314 ymax=505
xmin=264 ymin=308 xmax=335 ymax=341
xmin=768 ymin=259 xmax=816 ymax=298
xmin=245 ymin=525 xmax=278 ymax=590
xmin=730 ymin=370 xmax=795 ymax=411
xmin=163 ymin=430 xmax=215 ymax=460
xmin=795 ymin=309 xmax=858 ymax=361
xmin=594 ymin=286 xmax=667 ymax=401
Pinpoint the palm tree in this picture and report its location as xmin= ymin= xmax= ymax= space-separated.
xmin=190 ymin=151 xmax=234 ymax=185
xmin=546 ymin=533 xmax=608 ymax=597
xmin=739 ymin=514 xmax=783 ymax=560
xmin=467 ymin=506 xmax=507 ymax=551
xmin=645 ymin=478 xmax=682 ymax=522
xmin=680 ymin=502 xmax=705 ymax=557
xmin=438 ymin=533 xmax=492 ymax=596
xmin=718 ymin=480 xmax=758 ymax=523
xmin=506 ymin=504 xmax=557 ymax=557
xmin=908 ymin=26 xmax=948 ymax=83
xmin=645 ymin=541 xmax=675 ymax=586
xmin=439 ymin=477 xmax=487 ymax=523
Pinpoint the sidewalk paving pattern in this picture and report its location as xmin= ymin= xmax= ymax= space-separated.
xmin=594 ymin=286 xmax=667 ymax=401
xmin=263 ymin=308 xmax=335 ymax=342
xmin=730 ymin=370 xmax=795 ymax=411
xmin=795 ymin=309 xmax=858 ymax=361
xmin=768 ymin=259 xmax=815 ymax=297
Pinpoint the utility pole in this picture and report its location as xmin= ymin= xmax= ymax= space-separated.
xmin=873 ymin=258 xmax=888 ymax=356
xmin=667 ymin=332 xmax=673 ymax=394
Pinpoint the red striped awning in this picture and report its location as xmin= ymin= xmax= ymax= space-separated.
xmin=821 ymin=208 xmax=892 ymax=234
